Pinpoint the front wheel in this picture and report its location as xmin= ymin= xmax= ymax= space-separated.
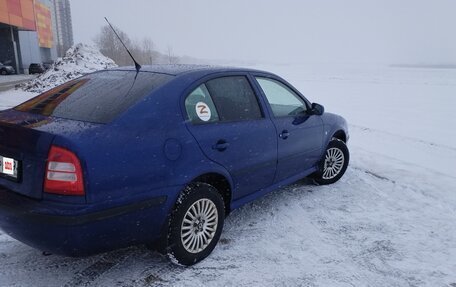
xmin=167 ymin=182 xmax=225 ymax=266
xmin=313 ymin=139 xmax=349 ymax=185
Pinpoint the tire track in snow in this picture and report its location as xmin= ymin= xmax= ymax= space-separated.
xmin=351 ymin=166 xmax=396 ymax=183
xmin=350 ymin=142 xmax=456 ymax=180
xmin=350 ymin=124 xmax=456 ymax=152
xmin=311 ymin=168 xmax=428 ymax=286
xmin=63 ymin=248 xmax=134 ymax=287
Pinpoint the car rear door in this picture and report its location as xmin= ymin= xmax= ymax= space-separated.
xmin=253 ymin=75 xmax=324 ymax=183
xmin=184 ymin=75 xmax=277 ymax=200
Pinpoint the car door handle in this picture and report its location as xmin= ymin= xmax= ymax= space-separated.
xmin=212 ymin=140 xmax=230 ymax=152
xmin=279 ymin=130 xmax=290 ymax=140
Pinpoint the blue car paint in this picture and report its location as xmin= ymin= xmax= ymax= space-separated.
xmin=0 ymin=65 xmax=348 ymax=256
xmin=0 ymin=184 xmax=173 ymax=255
xmin=320 ymin=112 xmax=349 ymax=152
xmin=181 ymin=71 xmax=278 ymax=200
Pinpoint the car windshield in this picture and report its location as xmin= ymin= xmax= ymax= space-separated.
xmin=14 ymin=70 xmax=173 ymax=123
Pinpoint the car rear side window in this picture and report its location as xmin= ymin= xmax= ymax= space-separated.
xmin=185 ymin=84 xmax=220 ymax=124
xmin=205 ymin=76 xmax=262 ymax=122
xmin=15 ymin=71 xmax=173 ymax=124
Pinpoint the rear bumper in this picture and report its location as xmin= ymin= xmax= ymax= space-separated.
xmin=0 ymin=186 xmax=179 ymax=256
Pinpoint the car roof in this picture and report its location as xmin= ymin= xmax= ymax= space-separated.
xmin=108 ymin=64 xmax=270 ymax=77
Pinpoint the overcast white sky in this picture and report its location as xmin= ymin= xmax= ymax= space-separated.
xmin=71 ymin=0 xmax=456 ymax=65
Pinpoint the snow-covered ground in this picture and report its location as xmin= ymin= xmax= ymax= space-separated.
xmin=0 ymin=63 xmax=455 ymax=286
xmin=0 ymin=75 xmax=35 ymax=85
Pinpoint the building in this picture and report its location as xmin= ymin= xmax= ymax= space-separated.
xmin=18 ymin=0 xmax=58 ymax=70
xmin=0 ymin=0 xmax=73 ymax=74
xmin=53 ymin=0 xmax=73 ymax=57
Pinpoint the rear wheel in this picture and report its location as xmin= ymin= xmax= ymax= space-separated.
xmin=167 ymin=182 xmax=224 ymax=266
xmin=0 ymin=69 xmax=7 ymax=75
xmin=313 ymin=139 xmax=349 ymax=185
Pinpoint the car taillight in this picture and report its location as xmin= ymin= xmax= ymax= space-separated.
xmin=44 ymin=146 xmax=85 ymax=196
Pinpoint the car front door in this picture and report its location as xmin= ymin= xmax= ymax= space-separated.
xmin=254 ymin=76 xmax=324 ymax=183
xmin=184 ymin=75 xmax=277 ymax=200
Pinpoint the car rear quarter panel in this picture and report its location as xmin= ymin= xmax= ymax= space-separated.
xmin=72 ymin=79 xmax=233 ymax=208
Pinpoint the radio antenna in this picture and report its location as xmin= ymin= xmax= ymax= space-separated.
xmin=104 ymin=17 xmax=141 ymax=73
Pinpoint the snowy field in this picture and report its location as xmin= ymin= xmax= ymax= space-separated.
xmin=0 ymin=64 xmax=455 ymax=286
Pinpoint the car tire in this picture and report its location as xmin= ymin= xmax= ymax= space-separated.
xmin=312 ymin=139 xmax=349 ymax=185
xmin=0 ymin=70 xmax=6 ymax=75
xmin=167 ymin=182 xmax=225 ymax=266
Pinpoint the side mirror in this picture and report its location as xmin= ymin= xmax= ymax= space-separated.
xmin=310 ymin=103 xmax=324 ymax=116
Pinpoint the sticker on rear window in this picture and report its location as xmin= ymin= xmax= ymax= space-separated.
xmin=195 ymin=102 xmax=211 ymax=122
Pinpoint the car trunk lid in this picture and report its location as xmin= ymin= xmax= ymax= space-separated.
xmin=0 ymin=109 xmax=100 ymax=199
xmin=0 ymin=111 xmax=55 ymax=199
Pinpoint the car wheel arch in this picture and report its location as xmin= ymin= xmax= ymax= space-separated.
xmin=332 ymin=130 xmax=347 ymax=143
xmin=190 ymin=173 xmax=232 ymax=216
xmin=151 ymin=172 xmax=232 ymax=254
xmin=320 ymin=128 xmax=347 ymax=158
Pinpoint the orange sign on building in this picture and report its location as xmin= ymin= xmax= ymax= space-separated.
xmin=0 ymin=0 xmax=37 ymax=30
xmin=0 ymin=0 xmax=54 ymax=49
xmin=34 ymin=1 xmax=53 ymax=48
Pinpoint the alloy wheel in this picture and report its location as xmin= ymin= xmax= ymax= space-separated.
xmin=322 ymin=147 xmax=345 ymax=180
xmin=180 ymin=198 xmax=218 ymax=254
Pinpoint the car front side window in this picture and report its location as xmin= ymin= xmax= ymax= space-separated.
xmin=256 ymin=77 xmax=307 ymax=117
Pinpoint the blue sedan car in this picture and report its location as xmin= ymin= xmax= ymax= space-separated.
xmin=0 ymin=65 xmax=349 ymax=265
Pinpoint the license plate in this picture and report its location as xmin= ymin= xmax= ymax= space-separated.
xmin=0 ymin=155 xmax=18 ymax=179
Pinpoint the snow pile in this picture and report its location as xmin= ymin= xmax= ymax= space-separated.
xmin=19 ymin=43 xmax=117 ymax=93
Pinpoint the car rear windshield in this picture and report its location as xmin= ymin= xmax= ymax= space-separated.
xmin=15 ymin=71 xmax=173 ymax=124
